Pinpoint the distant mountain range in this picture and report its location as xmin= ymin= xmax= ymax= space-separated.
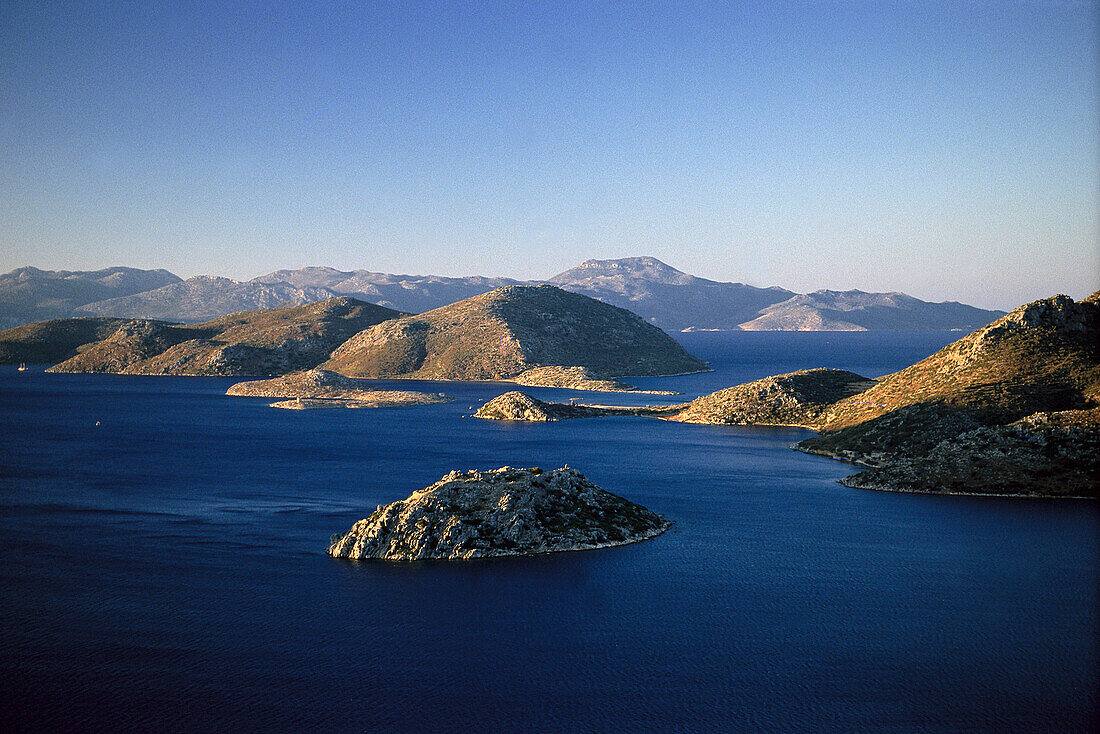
xmin=0 ymin=257 xmax=1005 ymax=332
xmin=46 ymin=298 xmax=401 ymax=376
xmin=0 ymin=266 xmax=180 ymax=329
xmin=252 ymin=267 xmax=522 ymax=314
xmin=72 ymin=275 xmax=337 ymax=323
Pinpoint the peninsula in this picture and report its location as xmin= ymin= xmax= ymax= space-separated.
xmin=327 ymin=466 xmax=669 ymax=560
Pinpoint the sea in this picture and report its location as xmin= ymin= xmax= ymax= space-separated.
xmin=1 ymin=331 xmax=1096 ymax=733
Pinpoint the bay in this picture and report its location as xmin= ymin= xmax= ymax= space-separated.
xmin=1 ymin=331 xmax=1096 ymax=732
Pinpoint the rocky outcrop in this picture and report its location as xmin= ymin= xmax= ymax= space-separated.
xmin=669 ymin=369 xmax=872 ymax=427
xmin=46 ymin=297 xmax=402 ymax=376
xmin=474 ymin=391 xmax=613 ymax=421
xmin=838 ymin=409 xmax=1099 ymax=498
xmin=327 ymin=466 xmax=669 ymax=560
xmin=324 ymin=284 xmax=707 ymax=380
xmin=267 ymin=393 xmax=446 ymax=410
xmin=227 ymin=369 xmax=374 ymax=398
xmin=0 ymin=317 xmax=132 ymax=365
xmin=227 ymin=369 xmax=448 ymax=409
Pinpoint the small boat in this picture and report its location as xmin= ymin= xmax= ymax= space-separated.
xmin=17 ymin=363 xmax=27 ymax=372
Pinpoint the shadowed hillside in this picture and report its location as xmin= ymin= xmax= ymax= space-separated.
xmin=0 ymin=317 xmax=132 ymax=365
xmin=46 ymin=297 xmax=403 ymax=376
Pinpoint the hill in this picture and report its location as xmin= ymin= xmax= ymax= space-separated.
xmin=549 ymin=257 xmax=795 ymax=331
xmin=0 ymin=266 xmax=181 ymax=328
xmin=739 ymin=289 xmax=1004 ymax=331
xmin=327 ymin=466 xmax=669 ymax=560
xmin=73 ymin=275 xmax=338 ymax=323
xmin=0 ymin=317 xmax=132 ymax=365
xmin=323 ymin=284 xmax=707 ymax=380
xmin=669 ymin=369 xmax=873 ymax=427
xmin=9 ymin=257 xmax=1005 ymax=332
xmin=46 ymin=297 xmax=403 ymax=376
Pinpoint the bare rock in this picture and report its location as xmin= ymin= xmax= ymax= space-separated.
xmin=327 ymin=466 xmax=669 ymax=560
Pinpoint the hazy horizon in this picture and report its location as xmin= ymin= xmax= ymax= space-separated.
xmin=3 ymin=2 xmax=1097 ymax=312
xmin=4 ymin=253 xmax=1089 ymax=312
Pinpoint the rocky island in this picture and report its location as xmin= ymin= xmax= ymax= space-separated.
xmin=226 ymin=369 xmax=448 ymax=410
xmin=475 ymin=391 xmax=680 ymax=421
xmin=327 ymin=466 xmax=669 ymax=560
xmin=322 ymin=284 xmax=707 ymax=380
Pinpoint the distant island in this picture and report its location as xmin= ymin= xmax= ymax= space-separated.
xmin=73 ymin=275 xmax=338 ymax=324
xmin=0 ymin=257 xmax=1005 ymax=332
xmin=0 ymin=266 xmax=180 ymax=330
xmin=510 ymin=365 xmax=677 ymax=394
xmin=327 ymin=466 xmax=669 ymax=561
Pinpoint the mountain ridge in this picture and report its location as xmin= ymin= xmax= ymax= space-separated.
xmin=2 ymin=258 xmax=1007 ymax=332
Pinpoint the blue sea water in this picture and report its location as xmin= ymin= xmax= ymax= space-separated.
xmin=1 ymin=332 xmax=1096 ymax=732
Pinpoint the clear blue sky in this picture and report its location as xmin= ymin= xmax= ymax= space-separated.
xmin=1 ymin=1 xmax=1096 ymax=309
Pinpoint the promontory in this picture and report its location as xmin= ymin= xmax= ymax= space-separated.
xmin=327 ymin=466 xmax=669 ymax=560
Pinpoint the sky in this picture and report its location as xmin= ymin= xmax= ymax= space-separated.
xmin=1 ymin=1 xmax=1097 ymax=310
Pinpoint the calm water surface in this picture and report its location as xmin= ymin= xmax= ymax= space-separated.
xmin=1 ymin=332 xmax=1096 ymax=732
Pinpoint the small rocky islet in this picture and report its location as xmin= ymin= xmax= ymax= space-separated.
xmin=226 ymin=368 xmax=449 ymax=410
xmin=327 ymin=466 xmax=669 ymax=561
